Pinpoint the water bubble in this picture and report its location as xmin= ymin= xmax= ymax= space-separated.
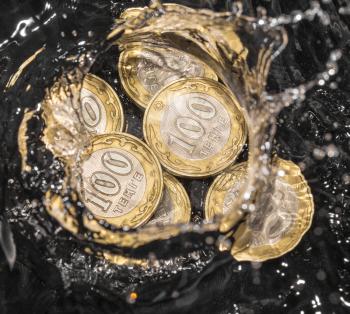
xmin=326 ymin=144 xmax=339 ymax=158
xmin=342 ymin=174 xmax=350 ymax=185
xmin=316 ymin=270 xmax=327 ymax=281
xmin=313 ymin=148 xmax=326 ymax=160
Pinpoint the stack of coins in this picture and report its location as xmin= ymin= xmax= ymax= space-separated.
xmin=38 ymin=4 xmax=314 ymax=263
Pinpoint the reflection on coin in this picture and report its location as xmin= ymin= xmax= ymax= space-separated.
xmin=143 ymin=78 xmax=247 ymax=178
xmin=205 ymin=158 xmax=314 ymax=262
xmin=118 ymin=45 xmax=217 ymax=109
xmin=79 ymin=133 xmax=163 ymax=228
xmin=80 ymin=74 xmax=124 ymax=134
xmin=146 ymin=173 xmax=191 ymax=226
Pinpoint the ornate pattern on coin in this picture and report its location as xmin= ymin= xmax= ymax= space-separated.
xmin=143 ymin=78 xmax=247 ymax=178
xmin=80 ymin=74 xmax=124 ymax=134
xmin=146 ymin=173 xmax=191 ymax=226
xmin=118 ymin=45 xmax=218 ymax=109
xmin=78 ymin=133 xmax=163 ymax=228
xmin=205 ymin=158 xmax=314 ymax=261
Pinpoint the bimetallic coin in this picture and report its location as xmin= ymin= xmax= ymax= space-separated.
xmin=118 ymin=45 xmax=218 ymax=109
xmin=146 ymin=173 xmax=191 ymax=226
xmin=80 ymin=74 xmax=124 ymax=134
xmin=79 ymin=133 xmax=163 ymax=228
xmin=143 ymin=78 xmax=247 ymax=178
xmin=205 ymin=158 xmax=314 ymax=262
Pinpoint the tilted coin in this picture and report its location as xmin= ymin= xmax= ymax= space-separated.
xmin=120 ymin=4 xmax=248 ymax=63
xmin=40 ymin=73 xmax=124 ymax=160
xmin=78 ymin=133 xmax=163 ymax=228
xmin=118 ymin=45 xmax=218 ymax=109
xmin=205 ymin=158 xmax=314 ymax=262
xmin=80 ymin=73 xmax=124 ymax=134
xmin=146 ymin=173 xmax=191 ymax=226
xmin=143 ymin=77 xmax=247 ymax=178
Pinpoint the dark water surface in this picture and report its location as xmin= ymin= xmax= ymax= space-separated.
xmin=1 ymin=0 xmax=350 ymax=313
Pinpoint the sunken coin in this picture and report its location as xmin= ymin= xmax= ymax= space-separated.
xmin=143 ymin=77 xmax=247 ymax=178
xmin=205 ymin=158 xmax=314 ymax=262
xmin=146 ymin=173 xmax=191 ymax=226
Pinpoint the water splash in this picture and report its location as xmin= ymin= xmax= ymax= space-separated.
xmin=1 ymin=0 xmax=347 ymax=308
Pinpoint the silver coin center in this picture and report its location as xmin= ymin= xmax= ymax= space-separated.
xmin=80 ymin=148 xmax=146 ymax=218
xmin=80 ymin=88 xmax=107 ymax=134
xmin=160 ymin=92 xmax=231 ymax=160
xmin=136 ymin=49 xmax=204 ymax=96
xmin=223 ymin=175 xmax=298 ymax=246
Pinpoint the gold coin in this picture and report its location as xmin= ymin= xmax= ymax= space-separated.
xmin=146 ymin=173 xmax=191 ymax=226
xmin=118 ymin=45 xmax=218 ymax=109
xmin=78 ymin=133 xmax=163 ymax=228
xmin=143 ymin=77 xmax=247 ymax=178
xmin=119 ymin=5 xmax=248 ymax=62
xmin=80 ymin=73 xmax=124 ymax=134
xmin=205 ymin=158 xmax=314 ymax=262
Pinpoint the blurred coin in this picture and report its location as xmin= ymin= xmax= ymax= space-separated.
xmin=205 ymin=158 xmax=314 ymax=261
xmin=118 ymin=45 xmax=217 ymax=109
xmin=143 ymin=77 xmax=247 ymax=178
xmin=146 ymin=173 xmax=191 ymax=226
xmin=78 ymin=133 xmax=163 ymax=228
xmin=80 ymin=73 xmax=124 ymax=134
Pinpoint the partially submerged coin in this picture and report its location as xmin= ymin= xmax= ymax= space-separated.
xmin=143 ymin=77 xmax=247 ymax=178
xmin=118 ymin=45 xmax=217 ymax=109
xmin=119 ymin=4 xmax=248 ymax=63
xmin=40 ymin=73 xmax=124 ymax=160
xmin=80 ymin=73 xmax=124 ymax=134
xmin=146 ymin=173 xmax=191 ymax=226
xmin=78 ymin=133 xmax=163 ymax=228
xmin=205 ymin=158 xmax=314 ymax=262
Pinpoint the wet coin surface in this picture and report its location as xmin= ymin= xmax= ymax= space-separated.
xmin=79 ymin=73 xmax=124 ymax=134
xmin=146 ymin=172 xmax=191 ymax=226
xmin=78 ymin=133 xmax=163 ymax=228
xmin=143 ymin=77 xmax=247 ymax=178
xmin=205 ymin=158 xmax=314 ymax=261
xmin=118 ymin=45 xmax=217 ymax=109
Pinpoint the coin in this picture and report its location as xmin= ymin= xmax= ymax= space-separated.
xmin=120 ymin=3 xmax=248 ymax=70
xmin=78 ymin=133 xmax=163 ymax=228
xmin=80 ymin=73 xmax=124 ymax=134
xmin=118 ymin=45 xmax=218 ymax=109
xmin=205 ymin=158 xmax=314 ymax=262
xmin=143 ymin=77 xmax=247 ymax=178
xmin=146 ymin=173 xmax=191 ymax=226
